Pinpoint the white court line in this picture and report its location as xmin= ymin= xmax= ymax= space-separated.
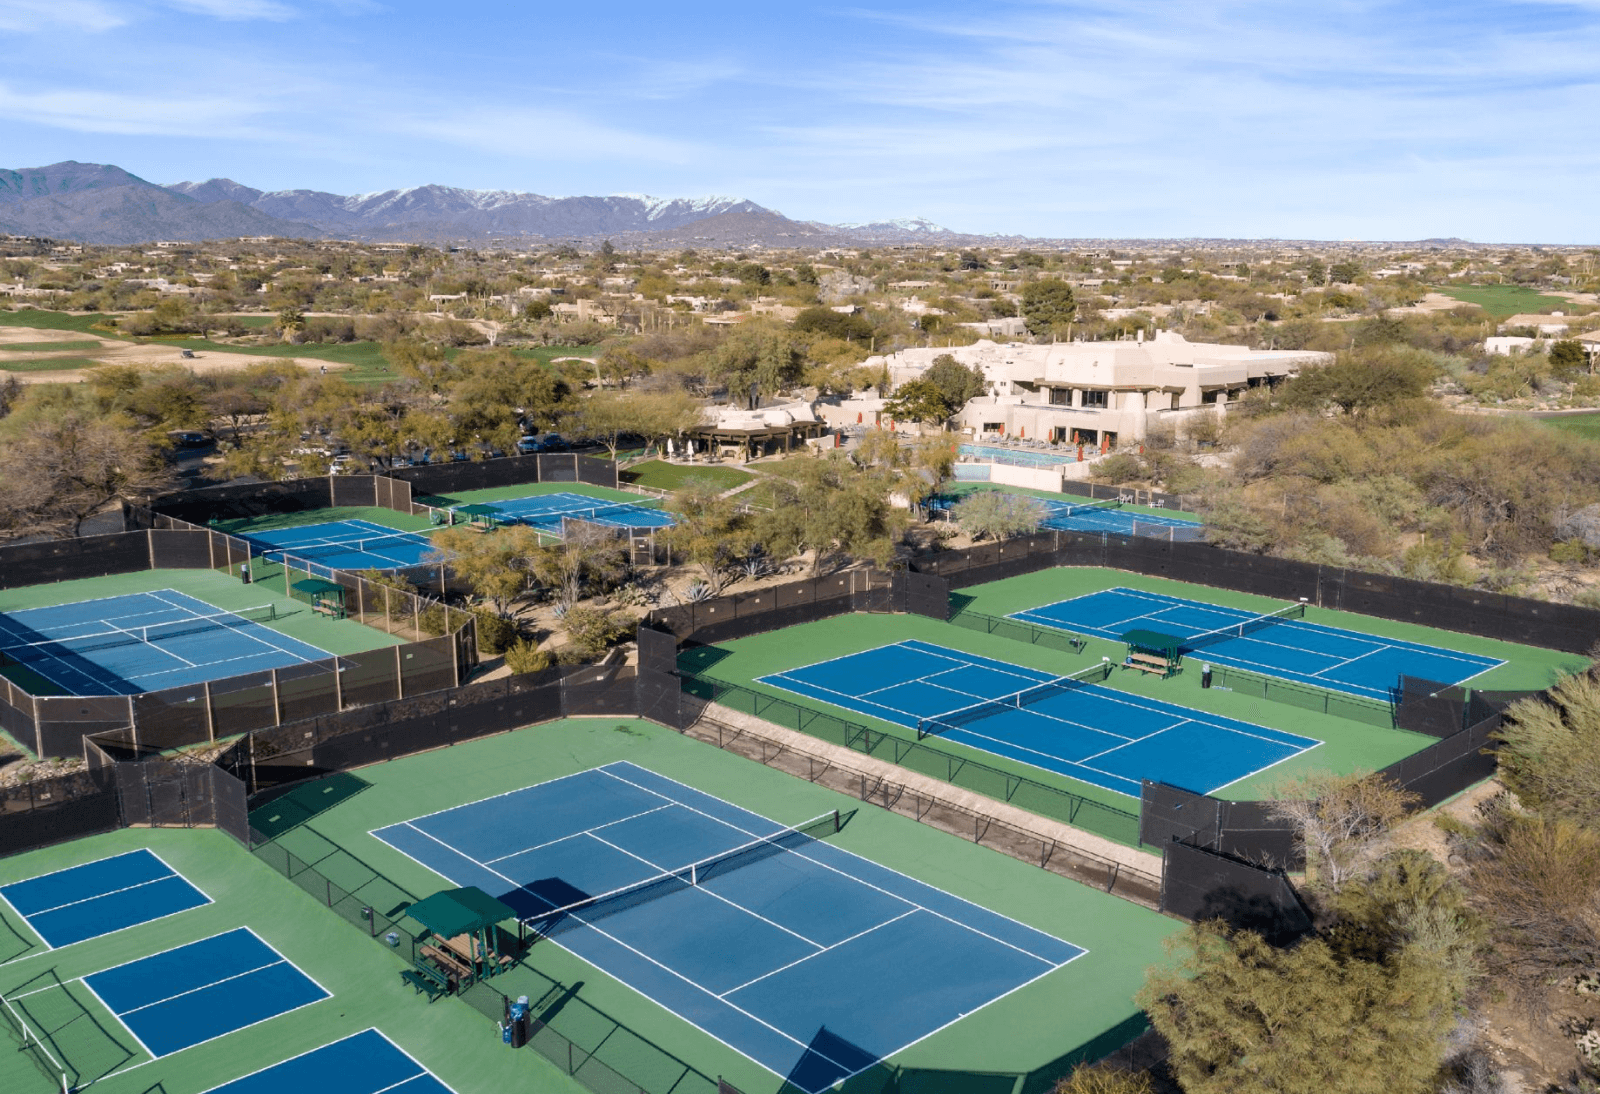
xmin=146 ymin=590 xmax=331 ymax=664
xmin=376 ymin=762 xmax=1081 ymax=1093
xmin=484 ymin=803 xmax=676 ymax=865
xmin=120 ymin=959 xmax=286 ymax=1015
xmin=582 ymin=830 xmax=827 ymax=950
xmin=596 ymin=766 xmax=1068 ymax=965
xmin=24 ymin=875 xmax=176 ymax=917
xmin=189 ymin=1027 xmax=460 ymax=1094
xmin=718 ymin=910 xmax=921 ymax=997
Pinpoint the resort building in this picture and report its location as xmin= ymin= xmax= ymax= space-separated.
xmin=866 ymin=332 xmax=1330 ymax=447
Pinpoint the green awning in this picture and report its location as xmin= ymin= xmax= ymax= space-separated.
xmin=406 ymin=887 xmax=516 ymax=937
xmin=291 ymin=578 xmax=344 ymax=596
xmin=456 ymin=504 xmax=498 ymax=517
xmin=1122 ymin=629 xmax=1182 ymax=656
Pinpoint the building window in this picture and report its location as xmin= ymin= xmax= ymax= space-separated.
xmin=1170 ymin=392 xmax=1180 ymax=410
xmin=1201 ymin=389 xmax=1220 ymax=404
xmin=1081 ymin=390 xmax=1108 ymax=409
xmin=1049 ymin=387 xmax=1070 ymax=405
xmin=982 ymin=422 xmax=1004 ymax=433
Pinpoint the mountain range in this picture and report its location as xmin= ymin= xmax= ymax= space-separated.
xmin=0 ymin=161 xmax=956 ymax=247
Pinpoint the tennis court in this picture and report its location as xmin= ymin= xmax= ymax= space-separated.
xmin=198 ymin=1029 xmax=456 ymax=1094
xmin=464 ymin=492 xmax=675 ymax=535
xmin=0 ymin=590 xmax=335 ymax=696
xmin=240 ymin=519 xmax=439 ymax=572
xmin=933 ymin=494 xmax=1201 ymax=538
xmin=10 ymin=927 xmax=328 ymax=1064
xmin=759 ymin=640 xmax=1319 ymax=796
xmin=1013 ymin=587 xmax=1503 ymax=701
xmin=0 ymin=850 xmax=209 ymax=951
xmin=372 ymin=761 xmax=1083 ymax=1093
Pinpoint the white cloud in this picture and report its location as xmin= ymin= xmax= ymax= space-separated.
xmin=384 ymin=107 xmax=702 ymax=165
xmin=159 ymin=0 xmax=295 ymax=19
xmin=0 ymin=82 xmax=271 ymax=136
xmin=0 ymin=0 xmax=127 ymax=32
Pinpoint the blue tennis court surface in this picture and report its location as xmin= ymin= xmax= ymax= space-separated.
xmin=0 ymin=590 xmax=335 ymax=696
xmin=241 ymin=519 xmax=439 ymax=572
xmin=464 ymin=491 xmax=675 ymax=535
xmin=933 ymin=494 xmax=1201 ymax=539
xmin=760 ymin=640 xmax=1319 ymax=796
xmin=198 ymin=1029 xmax=456 ymax=1094
xmin=83 ymin=927 xmax=329 ymax=1058
xmin=373 ymin=761 xmax=1082 ymax=1092
xmin=1013 ymin=587 xmax=1503 ymax=702
xmin=0 ymin=849 xmax=209 ymax=950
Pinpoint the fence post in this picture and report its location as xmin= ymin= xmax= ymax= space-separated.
xmin=204 ymin=682 xmax=216 ymax=742
xmin=271 ymin=669 xmax=282 ymax=726
xmin=395 ymin=645 xmax=406 ymax=700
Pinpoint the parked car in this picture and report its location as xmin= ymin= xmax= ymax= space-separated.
xmin=517 ymin=433 xmax=570 ymax=454
xmin=168 ymin=430 xmax=212 ymax=449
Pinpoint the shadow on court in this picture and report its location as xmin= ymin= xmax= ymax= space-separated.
xmin=4 ymin=966 xmax=141 ymax=1087
xmin=247 ymin=772 xmax=372 ymax=841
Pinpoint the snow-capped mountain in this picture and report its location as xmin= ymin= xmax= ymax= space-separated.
xmin=0 ymin=161 xmax=965 ymax=245
xmin=164 ymin=179 xmax=769 ymax=240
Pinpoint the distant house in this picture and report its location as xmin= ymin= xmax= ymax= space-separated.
xmin=1485 ymin=336 xmax=1539 ymax=356
xmin=1500 ymin=312 xmax=1569 ymax=336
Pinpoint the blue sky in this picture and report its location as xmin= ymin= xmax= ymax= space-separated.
xmin=1 ymin=0 xmax=1596 ymax=241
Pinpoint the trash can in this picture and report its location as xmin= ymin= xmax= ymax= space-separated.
xmin=239 ymin=562 xmax=251 ymax=585
xmin=509 ymin=995 xmax=530 ymax=1048
xmin=1200 ymin=663 xmax=1213 ymax=689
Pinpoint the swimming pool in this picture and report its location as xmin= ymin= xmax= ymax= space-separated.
xmin=958 ymin=443 xmax=1078 ymax=467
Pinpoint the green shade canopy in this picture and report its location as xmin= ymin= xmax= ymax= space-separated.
xmin=406 ymin=887 xmax=515 ymax=938
xmin=1122 ymin=629 xmax=1182 ymax=656
xmin=455 ymin=503 xmax=498 ymax=517
xmin=291 ymin=578 xmax=344 ymax=597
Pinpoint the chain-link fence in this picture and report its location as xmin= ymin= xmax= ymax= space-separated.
xmin=680 ymin=673 xmax=1144 ymax=848
xmin=680 ymin=711 xmax=1159 ymax=906
xmin=914 ymin=529 xmax=1600 ymax=654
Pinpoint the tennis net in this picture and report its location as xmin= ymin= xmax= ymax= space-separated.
xmin=1045 ymin=497 xmax=1122 ymax=519
xmin=0 ymin=605 xmax=279 ymax=666
xmin=0 ymin=991 xmax=71 ymax=1094
xmin=271 ymin=533 xmax=430 ymax=562
xmin=549 ymin=502 xmax=666 ymax=527
xmin=917 ymin=660 xmax=1114 ymax=740
xmin=525 ymin=810 xmax=841 ymax=941
xmin=1179 ymin=602 xmax=1306 ymax=652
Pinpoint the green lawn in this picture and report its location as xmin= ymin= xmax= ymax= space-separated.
xmin=0 ymin=309 xmax=116 ymax=333
xmin=0 ymin=339 xmax=105 ymax=353
xmin=0 ymin=356 xmax=105 ymax=372
xmin=1433 ymin=284 xmax=1572 ymax=318
xmin=1540 ymin=412 xmax=1600 ymax=441
xmin=621 ymin=459 xmax=753 ymax=492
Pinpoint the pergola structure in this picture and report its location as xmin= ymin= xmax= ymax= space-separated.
xmin=683 ymin=420 xmax=828 ymax=462
xmin=407 ymin=886 xmax=518 ymax=993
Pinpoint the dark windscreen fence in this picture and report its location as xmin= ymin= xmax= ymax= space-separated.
xmin=576 ymin=455 xmax=618 ymax=487
xmin=562 ymin=665 xmax=640 ymax=716
xmin=1377 ymin=714 xmax=1501 ymax=811
xmin=1160 ymin=839 xmax=1314 ymax=946
xmin=0 ymin=766 xmax=120 ymax=857
xmin=1395 ymin=676 xmax=1468 ymax=738
xmin=649 ymin=572 xmax=861 ymax=644
xmin=211 ymin=766 xmax=250 ymax=847
xmin=537 ymin=453 xmax=578 ymax=482
xmin=329 ymin=474 xmax=377 ymax=508
xmin=896 ymin=570 xmax=950 ymax=620
xmin=0 ymin=678 xmax=39 ymax=755
xmin=1139 ymin=781 xmax=1222 ymax=849
xmin=148 ymin=529 xmax=214 ymax=568
xmin=151 ymin=477 xmax=333 ymax=524
xmin=34 ymin=696 xmax=132 ymax=761
xmin=0 ymin=530 xmax=151 ymax=588
xmin=637 ymin=625 xmax=678 ymax=675
xmin=373 ymin=474 xmax=413 ymax=514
